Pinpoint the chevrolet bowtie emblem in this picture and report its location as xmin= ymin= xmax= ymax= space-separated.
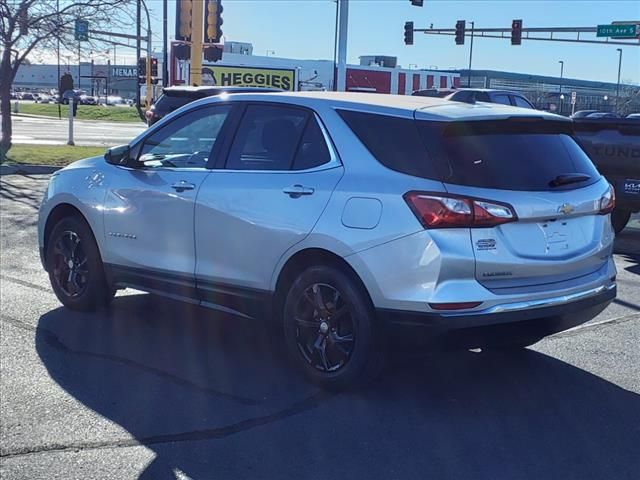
xmin=558 ymin=203 xmax=575 ymax=215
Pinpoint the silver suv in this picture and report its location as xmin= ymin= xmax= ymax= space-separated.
xmin=38 ymin=92 xmax=617 ymax=389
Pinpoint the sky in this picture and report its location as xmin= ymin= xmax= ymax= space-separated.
xmin=112 ymin=0 xmax=640 ymax=84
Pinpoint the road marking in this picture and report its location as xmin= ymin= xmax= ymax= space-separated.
xmin=550 ymin=311 xmax=640 ymax=338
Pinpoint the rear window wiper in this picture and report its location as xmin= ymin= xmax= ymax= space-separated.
xmin=549 ymin=173 xmax=591 ymax=187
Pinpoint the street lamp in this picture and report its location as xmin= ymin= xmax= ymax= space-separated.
xmin=408 ymin=63 xmax=418 ymax=70
xmin=615 ymin=48 xmax=622 ymax=113
xmin=558 ymin=60 xmax=564 ymax=114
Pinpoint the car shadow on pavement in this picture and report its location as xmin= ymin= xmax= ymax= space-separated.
xmin=36 ymin=293 xmax=640 ymax=480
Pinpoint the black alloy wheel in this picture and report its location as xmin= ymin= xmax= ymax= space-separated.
xmin=51 ymin=231 xmax=89 ymax=298
xmin=283 ymin=265 xmax=382 ymax=390
xmin=294 ymin=283 xmax=356 ymax=372
xmin=46 ymin=216 xmax=114 ymax=311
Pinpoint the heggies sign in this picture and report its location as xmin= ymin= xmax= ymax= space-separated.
xmin=201 ymin=65 xmax=295 ymax=91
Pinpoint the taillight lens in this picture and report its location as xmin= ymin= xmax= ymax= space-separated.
xmin=599 ymin=184 xmax=615 ymax=214
xmin=404 ymin=192 xmax=517 ymax=228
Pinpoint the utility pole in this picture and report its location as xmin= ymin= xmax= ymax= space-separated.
xmin=467 ymin=21 xmax=474 ymax=87
xmin=190 ymin=0 xmax=204 ymax=85
xmin=336 ymin=0 xmax=349 ymax=91
xmin=78 ymin=43 xmax=81 ymax=90
xmin=56 ymin=0 xmax=61 ymax=119
xmin=135 ymin=0 xmax=142 ymax=118
xmin=163 ymin=0 xmax=168 ymax=87
xmin=615 ymin=48 xmax=622 ymax=113
xmin=558 ymin=60 xmax=564 ymax=114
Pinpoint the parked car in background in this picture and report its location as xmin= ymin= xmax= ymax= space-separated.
xmin=626 ymin=113 xmax=640 ymax=119
xmin=145 ymin=86 xmax=281 ymax=125
xmin=443 ymin=89 xmax=536 ymax=109
xmin=80 ymin=95 xmax=98 ymax=105
xmin=571 ymin=110 xmax=600 ymax=118
xmin=573 ymin=116 xmax=640 ymax=233
xmin=61 ymin=90 xmax=82 ymax=105
xmin=411 ymin=88 xmax=456 ymax=98
xmin=586 ymin=112 xmax=619 ymax=119
xmin=38 ymin=92 xmax=616 ymax=389
xmin=19 ymin=92 xmax=35 ymax=101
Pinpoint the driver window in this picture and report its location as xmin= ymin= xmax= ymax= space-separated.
xmin=138 ymin=105 xmax=231 ymax=168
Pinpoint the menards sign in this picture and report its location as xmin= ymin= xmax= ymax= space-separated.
xmin=201 ymin=65 xmax=296 ymax=91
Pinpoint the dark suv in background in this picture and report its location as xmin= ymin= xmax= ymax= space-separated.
xmin=145 ymin=86 xmax=281 ymax=125
xmin=444 ymin=89 xmax=535 ymax=109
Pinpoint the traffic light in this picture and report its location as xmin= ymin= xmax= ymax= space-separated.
xmin=204 ymin=45 xmax=223 ymax=62
xmin=174 ymin=44 xmax=190 ymax=60
xmin=410 ymin=0 xmax=424 ymax=6
xmin=404 ymin=21 xmax=414 ymax=45
xmin=150 ymin=57 xmax=158 ymax=77
xmin=137 ymin=57 xmax=146 ymax=84
xmin=455 ymin=20 xmax=465 ymax=45
xmin=511 ymin=19 xmax=523 ymax=45
xmin=204 ymin=0 xmax=223 ymax=43
xmin=175 ymin=0 xmax=193 ymax=41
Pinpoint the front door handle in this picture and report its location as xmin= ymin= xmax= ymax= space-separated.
xmin=171 ymin=180 xmax=196 ymax=192
xmin=283 ymin=184 xmax=315 ymax=198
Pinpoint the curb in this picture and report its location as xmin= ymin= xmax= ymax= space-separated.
xmin=0 ymin=164 xmax=62 ymax=175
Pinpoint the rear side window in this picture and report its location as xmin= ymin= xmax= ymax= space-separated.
xmin=491 ymin=94 xmax=511 ymax=105
xmin=339 ymin=110 xmax=599 ymax=191
xmin=292 ymin=117 xmax=331 ymax=170
xmin=337 ymin=110 xmax=440 ymax=180
xmin=226 ymin=105 xmax=308 ymax=170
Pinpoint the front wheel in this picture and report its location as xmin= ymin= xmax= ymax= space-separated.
xmin=283 ymin=265 xmax=382 ymax=391
xmin=46 ymin=216 xmax=114 ymax=311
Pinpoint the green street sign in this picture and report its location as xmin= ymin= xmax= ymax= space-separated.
xmin=596 ymin=24 xmax=637 ymax=38
xmin=75 ymin=19 xmax=89 ymax=41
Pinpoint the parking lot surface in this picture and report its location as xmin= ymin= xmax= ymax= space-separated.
xmin=1 ymin=173 xmax=639 ymax=479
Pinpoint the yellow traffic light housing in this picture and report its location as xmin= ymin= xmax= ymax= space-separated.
xmin=204 ymin=0 xmax=223 ymax=43
xmin=176 ymin=0 xmax=193 ymax=41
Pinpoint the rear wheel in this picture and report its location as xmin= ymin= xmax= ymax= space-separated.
xmin=46 ymin=216 xmax=114 ymax=311
xmin=611 ymin=208 xmax=631 ymax=234
xmin=283 ymin=265 xmax=382 ymax=390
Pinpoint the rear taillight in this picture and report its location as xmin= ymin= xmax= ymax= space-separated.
xmin=599 ymin=184 xmax=615 ymax=214
xmin=404 ymin=192 xmax=517 ymax=229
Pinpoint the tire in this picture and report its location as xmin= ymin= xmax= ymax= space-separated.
xmin=283 ymin=265 xmax=382 ymax=390
xmin=46 ymin=216 xmax=114 ymax=311
xmin=611 ymin=208 xmax=631 ymax=234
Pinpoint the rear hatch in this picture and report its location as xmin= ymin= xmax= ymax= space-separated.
xmin=414 ymin=116 xmax=613 ymax=292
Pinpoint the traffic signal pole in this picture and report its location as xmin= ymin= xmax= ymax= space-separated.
xmin=190 ymin=0 xmax=204 ymax=85
xmin=467 ymin=21 xmax=474 ymax=87
xmin=336 ymin=0 xmax=349 ymax=91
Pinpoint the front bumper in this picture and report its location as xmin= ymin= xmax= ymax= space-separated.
xmin=377 ymin=283 xmax=616 ymax=348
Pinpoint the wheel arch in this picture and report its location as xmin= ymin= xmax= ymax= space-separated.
xmin=43 ymin=203 xmax=94 ymax=264
xmin=272 ymin=248 xmax=374 ymax=320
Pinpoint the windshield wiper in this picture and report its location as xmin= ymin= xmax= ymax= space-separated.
xmin=549 ymin=173 xmax=591 ymax=187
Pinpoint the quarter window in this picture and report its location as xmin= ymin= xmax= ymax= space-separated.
xmin=513 ymin=95 xmax=534 ymax=109
xmin=138 ymin=105 xmax=231 ymax=168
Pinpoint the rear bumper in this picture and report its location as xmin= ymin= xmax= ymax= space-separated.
xmin=377 ymin=284 xmax=616 ymax=348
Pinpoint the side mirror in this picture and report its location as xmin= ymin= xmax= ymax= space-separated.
xmin=105 ymin=144 xmax=131 ymax=166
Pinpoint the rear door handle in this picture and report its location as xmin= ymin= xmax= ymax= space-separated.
xmin=171 ymin=181 xmax=196 ymax=192
xmin=283 ymin=184 xmax=315 ymax=198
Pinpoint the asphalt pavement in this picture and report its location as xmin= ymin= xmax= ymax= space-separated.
xmin=1 ymin=174 xmax=639 ymax=480
xmin=11 ymin=114 xmax=146 ymax=147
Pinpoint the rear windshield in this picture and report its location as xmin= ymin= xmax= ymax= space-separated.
xmin=153 ymin=94 xmax=194 ymax=114
xmin=338 ymin=110 xmax=599 ymax=191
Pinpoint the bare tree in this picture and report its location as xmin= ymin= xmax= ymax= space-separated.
xmin=0 ymin=0 xmax=133 ymax=161
xmin=617 ymin=80 xmax=640 ymax=117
